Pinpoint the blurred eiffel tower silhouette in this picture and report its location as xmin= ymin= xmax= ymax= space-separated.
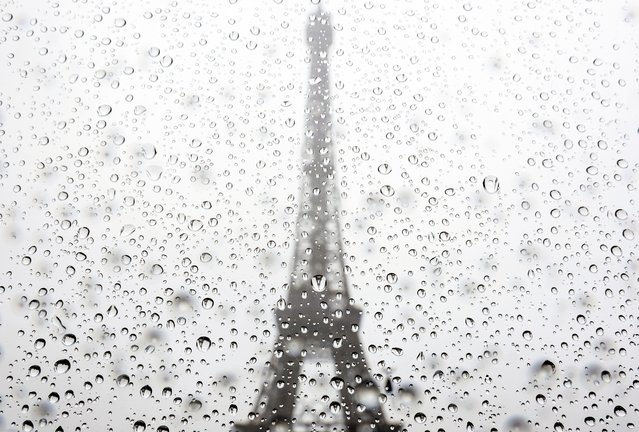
xmin=234 ymin=5 xmax=401 ymax=432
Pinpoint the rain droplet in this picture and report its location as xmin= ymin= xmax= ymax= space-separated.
xmin=188 ymin=219 xmax=203 ymax=231
xmin=277 ymin=297 xmax=287 ymax=310
xmin=160 ymin=55 xmax=173 ymax=67
xmin=120 ymin=224 xmax=136 ymax=237
xmin=377 ymin=163 xmax=392 ymax=174
xmin=116 ymin=375 xmax=130 ymax=387
xmin=311 ymin=274 xmax=327 ymax=292
xmin=391 ymin=347 xmax=403 ymax=356
xmin=202 ymin=298 xmax=214 ymax=309
xmin=97 ymin=104 xmax=112 ymax=116
xmin=134 ymin=105 xmax=147 ymax=115
xmin=482 ymin=175 xmax=500 ymax=194
xmin=107 ymin=305 xmax=119 ymax=317
xmin=330 ymin=377 xmax=344 ymax=390
xmin=62 ymin=334 xmax=76 ymax=346
xmin=380 ymin=185 xmax=395 ymax=197
xmin=196 ymin=336 xmax=212 ymax=352
xmin=54 ymin=359 xmax=71 ymax=374
xmin=329 ymin=401 xmax=341 ymax=413
xmin=539 ymin=360 xmax=556 ymax=376
xmin=140 ymin=385 xmax=152 ymax=398
xmin=189 ymin=399 xmax=202 ymax=411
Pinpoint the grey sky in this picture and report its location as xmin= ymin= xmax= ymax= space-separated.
xmin=1 ymin=0 xmax=638 ymax=431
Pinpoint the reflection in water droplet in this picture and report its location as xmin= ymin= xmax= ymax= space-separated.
xmin=614 ymin=405 xmax=626 ymax=417
xmin=189 ymin=399 xmax=202 ymax=411
xmin=62 ymin=334 xmax=76 ymax=346
xmin=189 ymin=219 xmax=203 ymax=231
xmin=378 ymin=163 xmax=392 ymax=174
xmin=277 ymin=297 xmax=287 ymax=310
xmin=161 ymin=55 xmax=173 ymax=67
xmin=482 ymin=175 xmax=500 ymax=194
xmin=202 ymin=298 xmax=214 ymax=309
xmin=380 ymin=185 xmax=395 ymax=197
xmin=330 ymin=377 xmax=344 ymax=390
xmin=54 ymin=359 xmax=71 ymax=374
xmin=196 ymin=336 xmax=212 ymax=352
xmin=120 ymin=224 xmax=136 ymax=237
xmin=140 ymin=385 xmax=152 ymax=398
xmin=615 ymin=208 xmax=627 ymax=220
xmin=146 ymin=166 xmax=163 ymax=181
xmin=386 ymin=272 xmax=398 ymax=284
xmin=329 ymin=401 xmax=341 ymax=413
xmin=311 ymin=274 xmax=327 ymax=292
xmin=134 ymin=105 xmax=147 ymax=115
xmin=107 ymin=305 xmax=119 ymax=317
xmin=539 ymin=360 xmax=556 ymax=376
xmin=116 ymin=374 xmax=130 ymax=387
xmin=97 ymin=104 xmax=112 ymax=116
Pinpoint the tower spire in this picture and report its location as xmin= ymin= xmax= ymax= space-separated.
xmin=234 ymin=7 xmax=401 ymax=432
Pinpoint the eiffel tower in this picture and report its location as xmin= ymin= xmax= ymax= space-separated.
xmin=234 ymin=6 xmax=401 ymax=432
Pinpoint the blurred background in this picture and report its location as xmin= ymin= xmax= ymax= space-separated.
xmin=0 ymin=0 xmax=638 ymax=431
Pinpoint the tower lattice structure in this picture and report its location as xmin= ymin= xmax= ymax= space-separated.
xmin=234 ymin=7 xmax=401 ymax=432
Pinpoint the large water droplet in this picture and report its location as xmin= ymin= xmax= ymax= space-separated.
xmin=311 ymin=274 xmax=327 ymax=292
xmin=150 ymin=264 xmax=164 ymax=275
xmin=482 ymin=175 xmax=500 ymax=194
xmin=140 ymin=385 xmax=152 ymax=398
xmin=54 ymin=359 xmax=71 ymax=374
xmin=116 ymin=374 xmax=130 ymax=387
xmin=196 ymin=336 xmax=212 ymax=352
xmin=97 ymin=104 xmax=112 ymax=116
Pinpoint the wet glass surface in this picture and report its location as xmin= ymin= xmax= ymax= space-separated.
xmin=0 ymin=1 xmax=638 ymax=431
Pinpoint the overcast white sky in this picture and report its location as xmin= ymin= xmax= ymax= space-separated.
xmin=1 ymin=0 xmax=638 ymax=431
